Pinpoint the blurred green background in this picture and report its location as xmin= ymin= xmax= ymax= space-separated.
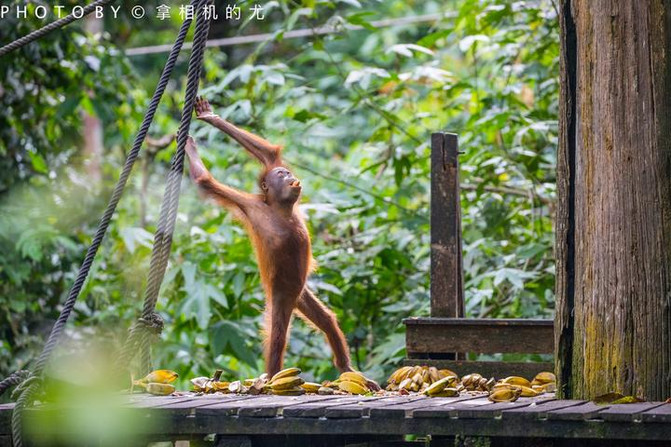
xmin=0 ymin=0 xmax=558 ymax=391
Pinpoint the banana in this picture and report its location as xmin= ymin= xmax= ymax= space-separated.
xmin=138 ymin=370 xmax=179 ymax=384
xmin=407 ymin=366 xmax=421 ymax=381
xmin=489 ymin=388 xmax=521 ymax=402
xmin=146 ymin=382 xmax=175 ymax=396
xmin=338 ymin=380 xmax=369 ymax=395
xmin=533 ymin=372 xmax=556 ymax=385
xmin=211 ymin=381 xmax=231 ymax=392
xmin=424 ymin=376 xmax=450 ymax=396
xmin=430 ymin=388 xmax=459 ymax=398
xmin=399 ymin=378 xmax=413 ymax=390
xmin=502 ymin=376 xmax=532 ymax=388
xmin=517 ymin=385 xmax=541 ymax=397
xmin=492 ymin=383 xmax=521 ymax=392
xmin=533 ymin=382 xmax=556 ymax=393
xmin=272 ymin=386 xmax=305 ymax=396
xmin=439 ymin=369 xmax=458 ymax=380
xmin=428 ymin=367 xmax=441 ymax=383
xmin=301 ymin=382 xmax=322 ymax=393
xmin=339 ymin=371 xmax=368 ymax=386
xmin=270 ymin=376 xmax=305 ymax=390
xmin=389 ymin=366 xmax=413 ymax=384
xmin=270 ymin=367 xmax=301 ymax=383
xmin=412 ymin=373 xmax=423 ymax=385
xmin=461 ymin=373 xmax=482 ymax=390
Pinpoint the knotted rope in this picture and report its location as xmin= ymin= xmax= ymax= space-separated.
xmin=5 ymin=0 xmax=211 ymax=444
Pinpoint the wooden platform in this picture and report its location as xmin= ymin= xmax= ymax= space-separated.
xmin=2 ymin=393 xmax=671 ymax=445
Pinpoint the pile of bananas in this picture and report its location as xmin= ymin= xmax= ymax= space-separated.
xmin=318 ymin=371 xmax=376 ymax=395
xmin=386 ymin=365 xmax=459 ymax=394
xmin=488 ymin=372 xmax=557 ymax=402
xmin=385 ymin=366 xmax=558 ymax=403
xmin=132 ymin=369 xmax=179 ymax=396
xmin=190 ymin=368 xmax=376 ymax=396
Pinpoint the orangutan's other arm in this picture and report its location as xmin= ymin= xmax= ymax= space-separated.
xmin=194 ymin=97 xmax=282 ymax=169
xmin=185 ymin=136 xmax=258 ymax=213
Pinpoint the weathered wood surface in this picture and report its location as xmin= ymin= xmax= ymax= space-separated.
xmin=555 ymin=0 xmax=671 ymax=401
xmin=430 ymin=132 xmax=464 ymax=319
xmin=2 ymin=394 xmax=671 ymax=442
xmin=405 ymin=318 xmax=553 ymax=355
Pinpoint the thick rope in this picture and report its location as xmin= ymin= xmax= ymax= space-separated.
xmin=0 ymin=0 xmax=115 ymax=58
xmin=9 ymin=2 xmax=200 ymax=445
xmin=0 ymin=371 xmax=29 ymax=397
xmin=117 ymin=0 xmax=213 ymax=376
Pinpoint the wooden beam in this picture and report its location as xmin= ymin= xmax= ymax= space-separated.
xmin=405 ymin=318 xmax=554 ymax=355
xmin=430 ymin=132 xmax=464 ymax=318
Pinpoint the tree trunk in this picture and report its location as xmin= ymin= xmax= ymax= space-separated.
xmin=556 ymin=0 xmax=671 ymax=400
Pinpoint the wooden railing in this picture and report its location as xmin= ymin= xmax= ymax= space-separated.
xmin=404 ymin=132 xmax=553 ymax=378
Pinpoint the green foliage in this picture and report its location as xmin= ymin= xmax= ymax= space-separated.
xmin=0 ymin=0 xmax=558 ymax=388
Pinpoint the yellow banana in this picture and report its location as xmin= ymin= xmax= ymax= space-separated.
xmin=430 ymin=388 xmax=459 ymax=398
xmin=489 ymin=388 xmax=521 ymax=402
xmin=211 ymin=381 xmax=230 ymax=392
xmin=517 ymin=386 xmax=541 ymax=397
xmin=502 ymin=376 xmax=532 ymax=388
xmin=134 ymin=370 xmax=179 ymax=389
xmin=533 ymin=372 xmax=556 ymax=384
xmin=439 ymin=369 xmax=458 ymax=379
xmin=270 ymin=367 xmax=301 ymax=383
xmin=424 ymin=376 xmax=450 ymax=396
xmin=146 ymin=382 xmax=175 ymax=396
xmin=338 ymin=380 xmax=368 ymax=395
xmin=339 ymin=371 xmax=368 ymax=386
xmin=534 ymin=382 xmax=556 ymax=393
xmin=389 ymin=366 xmax=412 ymax=384
xmin=428 ymin=367 xmax=440 ymax=383
xmin=272 ymin=387 xmax=305 ymax=396
xmin=301 ymin=382 xmax=322 ymax=393
xmin=270 ymin=376 xmax=305 ymax=390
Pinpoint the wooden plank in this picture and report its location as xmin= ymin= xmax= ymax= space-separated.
xmin=325 ymin=396 xmax=424 ymax=419
xmin=598 ymin=403 xmax=668 ymax=422
xmin=411 ymin=394 xmax=494 ymax=418
xmin=238 ymin=395 xmax=344 ymax=418
xmin=195 ymin=395 xmax=339 ymax=418
xmin=404 ymin=318 xmax=553 ymax=354
xmin=430 ymin=132 xmax=464 ymax=320
xmin=282 ymin=396 xmax=388 ymax=418
xmin=155 ymin=395 xmax=256 ymax=415
xmin=371 ymin=394 xmax=484 ymax=419
xmin=546 ymin=402 xmax=608 ymax=421
xmin=502 ymin=399 xmax=586 ymax=420
xmin=450 ymin=396 xmax=554 ymax=419
xmin=126 ymin=395 xmax=198 ymax=408
xmin=641 ymin=403 xmax=671 ymax=423
xmin=401 ymin=359 xmax=553 ymax=380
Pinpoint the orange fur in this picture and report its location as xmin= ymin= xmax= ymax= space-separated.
xmin=186 ymin=98 xmax=352 ymax=376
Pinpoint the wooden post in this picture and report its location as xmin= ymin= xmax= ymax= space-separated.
xmin=430 ymin=132 xmax=464 ymax=319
